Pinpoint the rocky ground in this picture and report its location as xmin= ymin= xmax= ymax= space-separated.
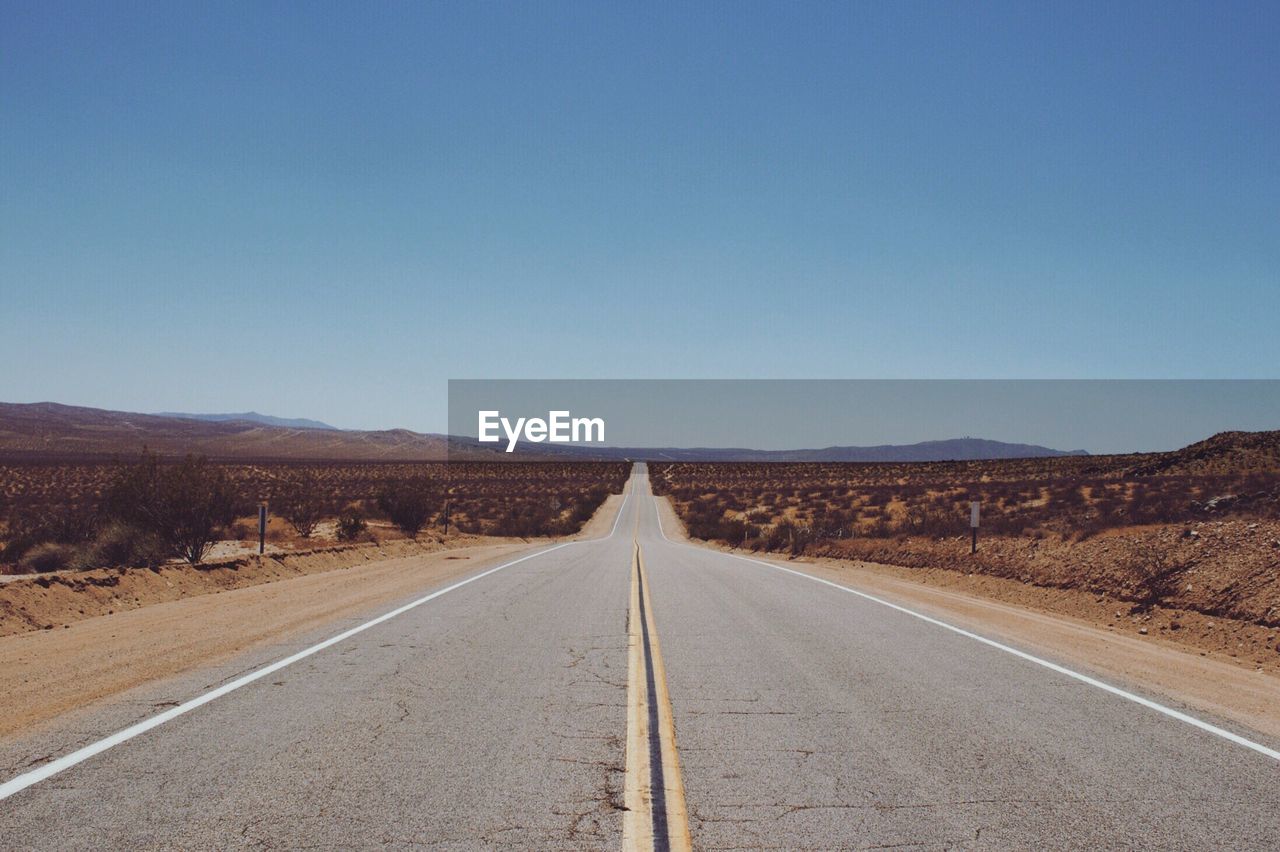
xmin=760 ymin=518 xmax=1280 ymax=672
xmin=808 ymin=519 xmax=1280 ymax=624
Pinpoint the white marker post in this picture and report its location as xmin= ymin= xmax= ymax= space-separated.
xmin=969 ymin=501 xmax=980 ymax=554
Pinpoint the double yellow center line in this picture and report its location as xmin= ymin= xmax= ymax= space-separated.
xmin=624 ymin=539 xmax=692 ymax=852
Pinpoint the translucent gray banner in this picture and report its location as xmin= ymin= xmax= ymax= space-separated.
xmin=447 ymin=379 xmax=1280 ymax=460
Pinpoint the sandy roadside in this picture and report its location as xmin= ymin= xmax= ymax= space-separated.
xmin=653 ymin=496 xmax=1280 ymax=742
xmin=0 ymin=534 xmax=498 ymax=636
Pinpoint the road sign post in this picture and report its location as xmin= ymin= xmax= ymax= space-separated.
xmin=969 ymin=501 xmax=980 ymax=554
xmin=258 ymin=504 xmax=267 ymax=555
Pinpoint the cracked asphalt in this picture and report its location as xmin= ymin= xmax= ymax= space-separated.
xmin=2 ymin=466 xmax=1279 ymax=849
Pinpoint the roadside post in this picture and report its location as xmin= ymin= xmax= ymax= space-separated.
xmin=443 ymin=500 xmax=450 ymax=535
xmin=970 ymin=501 xmax=980 ymax=554
xmin=258 ymin=504 xmax=267 ymax=555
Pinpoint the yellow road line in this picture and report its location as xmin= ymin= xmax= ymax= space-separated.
xmin=637 ymin=544 xmax=693 ymax=851
xmin=624 ymin=540 xmax=654 ymax=850
xmin=623 ymin=538 xmax=692 ymax=852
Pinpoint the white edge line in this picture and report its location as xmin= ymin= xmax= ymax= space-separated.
xmin=651 ymin=494 xmax=1280 ymax=763
xmin=0 ymin=540 xmax=578 ymax=801
xmin=607 ymin=481 xmax=632 ymax=538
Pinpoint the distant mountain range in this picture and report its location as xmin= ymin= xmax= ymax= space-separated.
xmin=0 ymin=401 xmax=1090 ymax=462
xmin=155 ymin=411 xmax=338 ymax=431
xmin=540 ymin=438 xmax=1089 ymax=462
xmin=0 ymin=402 xmax=446 ymax=460
xmin=3 ymin=402 xmax=1279 ymax=476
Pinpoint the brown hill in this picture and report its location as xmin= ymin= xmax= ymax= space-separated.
xmin=0 ymin=402 xmax=450 ymax=461
xmin=1127 ymin=430 xmax=1280 ymax=476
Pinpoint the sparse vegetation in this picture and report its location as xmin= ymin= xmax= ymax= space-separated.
xmin=335 ymin=509 xmax=368 ymax=542
xmin=72 ymin=522 xmax=167 ymax=571
xmin=0 ymin=504 xmax=97 ymax=566
xmin=275 ymin=475 xmax=327 ymax=538
xmin=0 ymin=460 xmax=629 ymax=571
xmin=18 ymin=541 xmax=76 ymax=573
xmin=101 ymin=453 xmax=238 ymax=564
xmin=651 ymin=460 xmax=1280 ymax=555
xmin=377 ymin=482 xmax=436 ymax=538
xmin=1125 ymin=540 xmax=1194 ymax=614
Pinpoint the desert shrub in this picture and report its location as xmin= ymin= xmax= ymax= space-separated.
xmin=681 ymin=496 xmax=740 ymax=541
xmin=899 ymin=504 xmax=957 ymax=537
xmin=275 ymin=476 xmax=328 ymax=538
xmin=762 ymin=520 xmax=811 ymax=555
xmin=864 ymin=516 xmax=894 ymax=538
xmin=0 ymin=461 xmax=630 ymax=549
xmin=567 ymin=486 xmax=611 ymax=526
xmin=336 ymin=509 xmax=368 ymax=541
xmin=72 ymin=522 xmax=167 ymax=570
xmin=491 ymin=503 xmax=561 ymax=537
xmin=1126 ymin=541 xmax=1194 ymax=612
xmin=19 ymin=541 xmax=76 ymax=573
xmin=1 ymin=505 xmax=99 ymax=563
xmin=103 ymin=453 xmax=237 ymax=564
xmin=377 ymin=483 xmax=435 ymax=537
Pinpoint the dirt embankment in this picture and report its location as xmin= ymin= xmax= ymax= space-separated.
xmin=0 ymin=534 xmax=516 ymax=637
xmin=805 ymin=519 xmax=1280 ymax=629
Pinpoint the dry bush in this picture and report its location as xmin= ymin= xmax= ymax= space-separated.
xmin=1125 ymin=541 xmax=1194 ymax=613
xmin=274 ymin=475 xmax=328 ymax=538
xmin=18 ymin=541 xmax=76 ymax=573
xmin=103 ymin=453 xmax=236 ymax=564
xmin=377 ymin=482 xmax=436 ymax=538
xmin=2 ymin=504 xmax=98 ymax=559
xmin=335 ymin=509 xmax=368 ymax=541
xmin=1 ymin=459 xmax=630 ymax=548
xmin=651 ymin=461 xmax=1280 ymax=548
xmin=72 ymin=522 xmax=166 ymax=571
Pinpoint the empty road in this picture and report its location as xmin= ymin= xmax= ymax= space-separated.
xmin=2 ymin=465 xmax=1278 ymax=849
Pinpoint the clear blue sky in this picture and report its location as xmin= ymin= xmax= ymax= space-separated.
xmin=2 ymin=1 xmax=1277 ymax=432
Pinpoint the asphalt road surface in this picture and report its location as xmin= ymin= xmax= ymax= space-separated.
xmin=2 ymin=465 xmax=1278 ymax=849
